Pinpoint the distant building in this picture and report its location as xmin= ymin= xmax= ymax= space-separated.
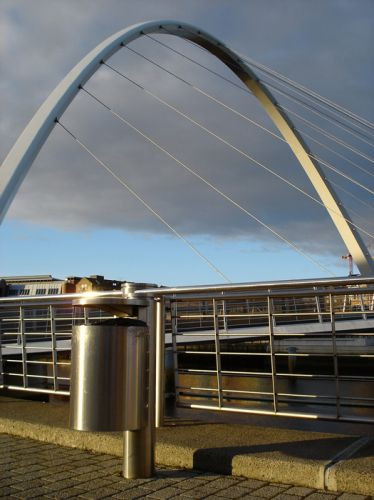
xmin=0 ymin=275 xmax=67 ymax=296
xmin=0 ymin=274 xmax=124 ymax=296
xmin=75 ymin=275 xmax=122 ymax=293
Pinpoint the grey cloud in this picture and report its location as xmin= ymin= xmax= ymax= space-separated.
xmin=1 ymin=0 xmax=373 ymax=261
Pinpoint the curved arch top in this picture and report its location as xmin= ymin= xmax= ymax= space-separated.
xmin=1 ymin=19 xmax=373 ymax=275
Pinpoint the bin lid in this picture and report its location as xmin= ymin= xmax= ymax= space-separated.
xmin=91 ymin=317 xmax=147 ymax=327
xmin=72 ymin=296 xmax=148 ymax=317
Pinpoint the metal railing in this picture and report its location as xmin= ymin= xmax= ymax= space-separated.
xmin=0 ymin=291 xmax=122 ymax=395
xmin=140 ymin=276 xmax=374 ymax=425
xmin=1 ymin=276 xmax=374 ymax=424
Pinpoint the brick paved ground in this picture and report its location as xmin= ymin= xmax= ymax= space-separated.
xmin=0 ymin=434 xmax=371 ymax=499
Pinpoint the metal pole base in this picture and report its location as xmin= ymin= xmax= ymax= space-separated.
xmin=123 ymin=428 xmax=155 ymax=479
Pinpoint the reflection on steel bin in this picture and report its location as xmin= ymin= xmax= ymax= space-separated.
xmin=69 ymin=318 xmax=147 ymax=432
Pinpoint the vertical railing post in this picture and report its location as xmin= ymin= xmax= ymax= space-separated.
xmin=213 ymin=298 xmax=223 ymax=408
xmin=314 ymin=287 xmax=323 ymax=323
xmin=246 ymin=299 xmax=251 ymax=326
xmin=222 ymin=299 xmax=228 ymax=333
xmin=0 ymin=316 xmax=3 ymax=387
xmin=171 ymin=301 xmax=180 ymax=405
xmin=267 ymin=296 xmax=277 ymax=413
xmin=19 ymin=306 xmax=28 ymax=389
xmin=330 ymin=293 xmax=340 ymax=419
xmin=155 ymin=297 xmax=165 ymax=428
xmin=359 ymin=293 xmax=367 ymax=320
xmin=49 ymin=305 xmax=58 ymax=391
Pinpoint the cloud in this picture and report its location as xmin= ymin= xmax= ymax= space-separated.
xmin=1 ymin=0 xmax=373 ymax=261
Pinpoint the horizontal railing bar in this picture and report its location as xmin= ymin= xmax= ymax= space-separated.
xmin=179 ymin=351 xmax=270 ymax=356
xmin=0 ymin=290 xmax=123 ymax=305
xmin=135 ymin=276 xmax=374 ymax=296
xmin=0 ymin=385 xmax=70 ymax=396
xmin=3 ymin=359 xmax=71 ymax=366
xmin=159 ymin=287 xmax=374 ymax=301
xmin=177 ymin=402 xmax=374 ymax=423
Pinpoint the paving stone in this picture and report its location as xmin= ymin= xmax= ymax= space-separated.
xmin=111 ymin=488 xmax=148 ymax=499
xmin=44 ymin=478 xmax=82 ymax=490
xmin=10 ymin=486 xmax=50 ymax=498
xmin=209 ymin=477 xmax=241 ymax=489
xmin=216 ymin=485 xmax=255 ymax=498
xmin=78 ymin=486 xmax=120 ymax=499
xmin=70 ymin=471 xmax=108 ymax=484
xmin=15 ymin=469 xmax=52 ymax=481
xmin=174 ymin=477 xmax=210 ymax=490
xmin=142 ymin=478 xmax=184 ymax=491
xmin=286 ymin=487 xmax=315 ymax=497
xmin=272 ymin=494 xmax=306 ymax=500
xmin=147 ymin=486 xmax=185 ymax=498
xmin=225 ymin=495 xmax=263 ymax=500
xmin=178 ymin=484 xmax=226 ymax=498
xmin=73 ymin=466 xmax=101 ymax=475
xmin=0 ymin=477 xmax=16 ymax=488
xmin=336 ymin=495 xmax=370 ymax=500
xmin=305 ymin=494 xmax=340 ymax=500
xmin=0 ymin=486 xmax=13 ymax=497
xmin=76 ymin=478 xmax=116 ymax=491
xmin=43 ymin=470 xmax=78 ymax=483
xmin=157 ymin=469 xmax=198 ymax=481
xmin=197 ymin=472 xmax=226 ymax=481
xmin=99 ymin=465 xmax=122 ymax=474
xmin=239 ymin=479 xmax=268 ymax=491
xmin=270 ymin=484 xmax=291 ymax=489
xmin=10 ymin=464 xmax=45 ymax=475
xmin=252 ymin=485 xmax=291 ymax=498
xmin=88 ymin=455 xmax=115 ymax=463
xmin=110 ymin=478 xmax=154 ymax=491
xmin=10 ymin=479 xmax=45 ymax=491
xmin=44 ymin=487 xmax=86 ymax=499
xmin=99 ymin=458 xmax=121 ymax=466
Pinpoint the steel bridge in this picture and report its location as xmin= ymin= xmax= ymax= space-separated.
xmin=1 ymin=21 xmax=374 ymax=426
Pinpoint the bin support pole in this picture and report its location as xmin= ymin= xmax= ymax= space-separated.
xmin=123 ymin=298 xmax=156 ymax=478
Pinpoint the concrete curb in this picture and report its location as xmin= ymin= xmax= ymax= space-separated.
xmin=0 ymin=397 xmax=373 ymax=495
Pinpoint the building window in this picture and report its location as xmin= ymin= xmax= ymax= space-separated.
xmin=19 ymin=289 xmax=30 ymax=296
xmin=36 ymin=288 xmax=47 ymax=295
xmin=48 ymin=288 xmax=59 ymax=295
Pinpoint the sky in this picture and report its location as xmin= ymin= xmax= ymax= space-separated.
xmin=1 ymin=0 xmax=373 ymax=286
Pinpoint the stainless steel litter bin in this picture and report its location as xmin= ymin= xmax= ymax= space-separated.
xmin=69 ymin=317 xmax=147 ymax=432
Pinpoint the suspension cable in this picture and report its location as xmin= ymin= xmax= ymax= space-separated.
xmin=148 ymin=37 xmax=374 ymax=180
xmin=330 ymin=179 xmax=374 ymax=211
xmin=147 ymin=33 xmax=374 ymax=157
xmin=78 ymin=86 xmax=337 ymax=275
xmin=297 ymin=128 xmax=374 ymax=180
xmin=56 ymin=121 xmax=232 ymax=283
xmin=103 ymin=60 xmax=374 ymax=238
xmin=253 ymin=70 xmax=374 ymax=142
xmin=160 ymin=29 xmax=374 ymax=139
xmin=265 ymin=81 xmax=374 ymax=157
xmin=258 ymin=78 xmax=374 ymax=147
xmin=129 ymin=45 xmax=374 ymax=188
xmin=238 ymin=52 xmax=374 ymax=133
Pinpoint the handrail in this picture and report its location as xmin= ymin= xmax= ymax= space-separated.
xmin=135 ymin=276 xmax=374 ymax=296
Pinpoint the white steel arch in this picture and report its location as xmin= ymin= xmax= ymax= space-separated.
xmin=1 ymin=20 xmax=373 ymax=275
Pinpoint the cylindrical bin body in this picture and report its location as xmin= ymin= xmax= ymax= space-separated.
xmin=69 ymin=318 xmax=147 ymax=432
